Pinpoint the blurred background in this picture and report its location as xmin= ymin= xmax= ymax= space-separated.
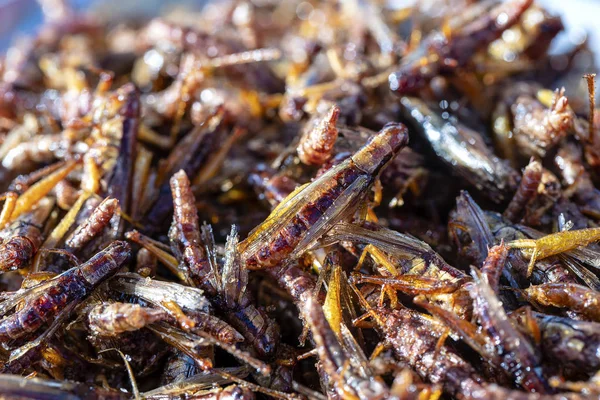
xmin=1 ymin=0 xmax=599 ymax=56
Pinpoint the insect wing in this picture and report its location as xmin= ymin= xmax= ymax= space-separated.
xmin=289 ymin=175 xmax=371 ymax=261
xmin=239 ymin=160 xmax=349 ymax=261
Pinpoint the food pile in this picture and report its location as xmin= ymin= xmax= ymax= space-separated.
xmin=1 ymin=0 xmax=600 ymax=398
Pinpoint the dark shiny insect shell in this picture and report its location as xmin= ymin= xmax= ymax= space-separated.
xmin=0 ymin=241 xmax=130 ymax=341
xmin=107 ymin=84 xmax=139 ymax=218
xmin=239 ymin=123 xmax=409 ymax=269
xmin=514 ymin=310 xmax=600 ymax=372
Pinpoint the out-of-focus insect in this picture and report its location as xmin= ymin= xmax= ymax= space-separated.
xmin=389 ymin=0 xmax=533 ymax=94
xmin=504 ymin=159 xmax=543 ymax=223
xmin=510 ymin=88 xmax=573 ymax=158
xmin=0 ymin=374 xmax=128 ymax=400
xmin=107 ymin=84 xmax=139 ymax=225
xmin=511 ymin=308 xmax=600 ymax=373
xmin=555 ymin=143 xmax=600 ymax=220
xmin=239 ymin=122 xmax=409 ymax=269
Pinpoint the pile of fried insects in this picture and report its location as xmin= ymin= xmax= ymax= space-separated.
xmin=2 ymin=0 xmax=600 ymax=398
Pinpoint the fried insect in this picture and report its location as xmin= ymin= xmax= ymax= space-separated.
xmin=0 ymin=197 xmax=53 ymax=272
xmin=297 ymin=104 xmax=340 ymax=166
xmin=88 ymin=302 xmax=168 ymax=336
xmin=389 ymin=0 xmax=533 ymax=94
xmin=0 ymin=374 xmax=127 ymax=400
xmin=524 ymin=283 xmax=600 ymax=322
xmin=168 ymin=171 xmax=280 ymax=358
xmin=305 ymin=297 xmax=392 ymax=400
xmin=64 ymin=197 xmax=118 ymax=253
xmin=107 ymin=84 xmax=139 ymax=223
xmin=0 ymin=240 xmax=130 ymax=363
xmin=508 ymin=227 xmax=600 ymax=277
xmin=511 ymin=309 xmax=600 ymax=372
xmin=400 ymin=97 xmax=518 ymax=202
xmin=510 ymin=89 xmax=573 ymax=157
xmin=504 ymin=159 xmax=543 ymax=223
xmin=239 ymin=122 xmax=409 ymax=269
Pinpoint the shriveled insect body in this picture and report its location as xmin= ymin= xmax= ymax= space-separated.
xmin=524 ymin=283 xmax=600 ymax=322
xmin=511 ymin=90 xmax=572 ymax=158
xmin=512 ymin=310 xmax=600 ymax=372
xmin=0 ymin=197 xmax=53 ymax=272
xmin=504 ymin=160 xmax=543 ymax=223
xmin=185 ymin=310 xmax=245 ymax=345
xmin=480 ymin=243 xmax=509 ymax=292
xmin=88 ymin=302 xmax=168 ymax=336
xmin=376 ymin=306 xmax=484 ymax=398
xmin=389 ymin=0 xmax=533 ymax=94
xmin=0 ymin=241 xmax=131 ymax=342
xmin=169 ymin=170 xmax=213 ymax=290
xmin=64 ymin=197 xmax=118 ymax=253
xmin=168 ymin=173 xmax=280 ymax=358
xmin=555 ymin=143 xmax=600 ymax=219
xmin=377 ymin=307 xmax=582 ymax=400
xmin=297 ymin=104 xmax=340 ymax=166
xmin=240 ymin=123 xmax=410 ymax=269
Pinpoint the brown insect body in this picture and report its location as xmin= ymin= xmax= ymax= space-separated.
xmin=240 ymin=123 xmax=409 ymax=269
xmin=0 ymin=241 xmax=130 ymax=341
xmin=0 ymin=197 xmax=53 ymax=272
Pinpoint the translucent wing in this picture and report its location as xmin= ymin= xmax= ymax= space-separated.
xmin=289 ymin=175 xmax=371 ymax=261
xmin=0 ymin=268 xmax=74 ymax=316
xmin=238 ymin=159 xmax=354 ymax=260
xmin=221 ymin=225 xmax=247 ymax=309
